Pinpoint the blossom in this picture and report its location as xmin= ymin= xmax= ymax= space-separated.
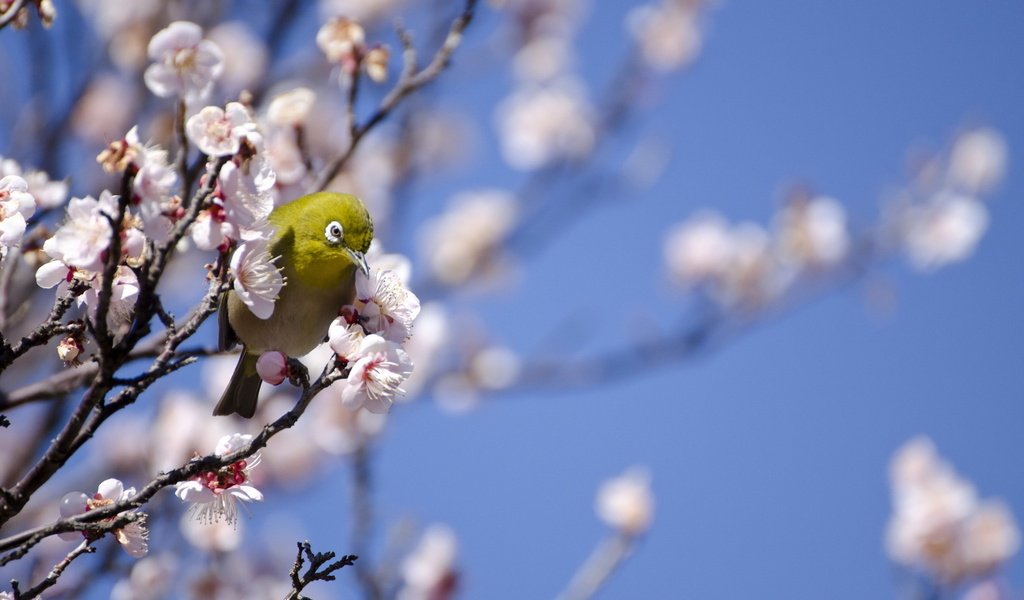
xmin=903 ymin=194 xmax=988 ymax=271
xmin=110 ymin=554 xmax=176 ymax=600
xmin=0 ymin=175 xmax=35 ymax=252
xmin=328 ymin=316 xmax=365 ymax=360
xmin=627 ymin=1 xmax=703 ymax=71
xmin=42 ymin=191 xmax=118 ymax=272
xmin=496 ymin=81 xmax=595 ymax=170
xmin=596 ymin=467 xmax=654 ymax=536
xmin=338 ymin=334 xmax=414 ymax=413
xmin=317 ymin=17 xmax=365 ymax=66
xmin=266 ymin=87 xmax=316 ymax=127
xmin=219 ymin=160 xmax=274 ymax=230
xmin=419 ymin=189 xmax=518 ymax=285
xmin=229 ymin=239 xmax=285 ymax=320
xmin=186 ymin=103 xmax=257 ymax=157
xmin=144 ymin=21 xmax=224 ymax=102
xmin=174 ymin=433 xmax=263 ymax=526
xmin=256 ymin=351 xmax=288 ymax=385
xmin=398 ymin=525 xmax=459 ymax=600
xmin=663 ymin=212 xmax=733 ymax=284
xmin=0 ymin=158 xmax=67 ymax=210
xmin=58 ymin=478 xmax=149 ymax=557
xmin=364 ymin=45 xmax=390 ymax=82
xmin=948 ymin=128 xmax=1007 ymax=194
xmin=775 ymin=196 xmax=849 ymax=268
xmin=207 ymin=22 xmax=267 ymax=94
xmin=355 ymin=268 xmax=421 ymax=342
xmin=886 ymin=437 xmax=1020 ymax=582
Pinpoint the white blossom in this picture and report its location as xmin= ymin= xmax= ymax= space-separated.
xmin=355 ymin=268 xmax=421 ymax=342
xmin=175 ymin=433 xmax=263 ymax=526
xmin=339 ymin=334 xmax=414 ymax=413
xmin=903 ymin=194 xmax=988 ymax=271
xmin=144 ymin=21 xmax=224 ymax=102
xmin=596 ymin=467 xmax=654 ymax=536
xmin=42 ymin=191 xmax=118 ymax=272
xmin=0 ymin=175 xmax=35 ymax=252
xmin=664 ymin=212 xmax=733 ymax=284
xmin=886 ymin=437 xmax=1020 ymax=582
xmin=316 ymin=17 xmax=365 ymax=65
xmin=266 ymin=87 xmax=317 ymax=127
xmin=627 ymin=1 xmax=703 ymax=71
xmin=219 ymin=160 xmax=274 ymax=230
xmin=775 ymin=196 xmax=849 ymax=268
xmin=58 ymin=478 xmax=149 ymax=557
xmin=496 ymin=81 xmax=596 ymax=170
xmin=207 ymin=22 xmax=267 ymax=94
xmin=0 ymin=157 xmax=67 ymax=209
xmin=186 ymin=103 xmax=257 ymax=157
xmin=328 ymin=317 xmax=366 ymax=360
xmin=229 ymin=238 xmax=285 ymax=320
xmin=398 ymin=525 xmax=458 ymax=600
xmin=948 ymin=128 xmax=1007 ymax=194
xmin=420 ymin=189 xmax=518 ymax=285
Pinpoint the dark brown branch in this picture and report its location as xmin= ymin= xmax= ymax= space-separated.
xmin=0 ymin=0 xmax=27 ymax=29
xmin=0 ymin=282 xmax=87 ymax=374
xmin=286 ymin=541 xmax=358 ymax=600
xmin=10 ymin=540 xmax=95 ymax=600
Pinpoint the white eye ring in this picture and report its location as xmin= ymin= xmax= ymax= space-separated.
xmin=325 ymin=221 xmax=344 ymax=244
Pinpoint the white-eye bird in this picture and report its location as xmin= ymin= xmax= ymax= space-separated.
xmin=214 ymin=192 xmax=372 ymax=418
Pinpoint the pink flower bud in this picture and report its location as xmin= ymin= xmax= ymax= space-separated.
xmin=256 ymin=351 xmax=288 ymax=385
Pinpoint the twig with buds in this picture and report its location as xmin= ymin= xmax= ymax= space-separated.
xmin=9 ymin=540 xmax=94 ymax=600
xmin=286 ymin=541 xmax=358 ymax=600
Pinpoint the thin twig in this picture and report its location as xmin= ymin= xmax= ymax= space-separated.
xmin=10 ymin=540 xmax=95 ymax=600
xmin=0 ymin=0 xmax=27 ymax=29
xmin=286 ymin=540 xmax=358 ymax=600
xmin=556 ymin=534 xmax=634 ymax=600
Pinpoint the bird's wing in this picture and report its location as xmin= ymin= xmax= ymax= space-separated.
xmin=218 ymin=291 xmax=239 ymax=351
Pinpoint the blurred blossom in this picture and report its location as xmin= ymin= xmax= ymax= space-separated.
xmin=144 ymin=21 xmax=224 ymax=103
xmin=71 ymin=74 xmax=139 ymax=143
xmin=420 ymin=189 xmax=518 ymax=285
xmin=110 ymin=554 xmax=177 ymax=600
xmin=902 ymin=194 xmax=988 ymax=271
xmin=317 ymin=16 xmax=365 ymax=70
xmin=963 ymin=581 xmax=1002 ymax=600
xmin=948 ymin=128 xmax=1007 ymax=194
xmin=364 ymin=45 xmax=391 ymax=82
xmin=175 ymin=433 xmax=264 ymax=526
xmin=257 ymin=396 xmax=324 ymax=484
xmin=401 ymin=303 xmax=450 ymax=397
xmin=59 ymin=478 xmax=149 ymax=557
xmin=886 ymin=436 xmax=1020 ymax=583
xmin=0 ymin=175 xmax=35 ymax=255
xmin=319 ymin=0 xmax=404 ymax=24
xmin=596 ymin=467 xmax=654 ymax=536
xmin=310 ymin=388 xmax=388 ymax=454
xmin=0 ymin=158 xmax=67 ymax=210
xmin=469 ymin=346 xmax=521 ymax=391
xmin=627 ymin=1 xmax=704 ymax=71
xmin=207 ymin=22 xmax=268 ymax=95
xmin=409 ymin=109 xmax=471 ymax=171
xmin=664 ymin=211 xmax=732 ymax=284
xmin=151 ymin=389 xmax=233 ymax=472
xmin=513 ymin=35 xmax=574 ymax=82
xmin=774 ymin=196 xmax=849 ymax=269
xmin=366 ymin=240 xmax=412 ymax=283
xmin=76 ymin=0 xmax=159 ymax=40
xmin=433 ymin=373 xmax=481 ymax=414
xmin=181 ymin=511 xmax=243 ymax=552
xmin=497 ymin=80 xmax=596 ymax=170
xmin=399 ymin=525 xmax=459 ymax=600
xmin=266 ymin=88 xmax=317 ymax=128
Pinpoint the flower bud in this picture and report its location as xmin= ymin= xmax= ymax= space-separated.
xmin=57 ymin=336 xmax=83 ymax=364
xmin=364 ymin=45 xmax=390 ymax=82
xmin=256 ymin=351 xmax=288 ymax=385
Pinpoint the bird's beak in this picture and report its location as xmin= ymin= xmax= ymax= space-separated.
xmin=348 ymin=249 xmax=370 ymax=276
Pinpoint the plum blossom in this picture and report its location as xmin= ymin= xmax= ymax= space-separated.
xmin=886 ymin=437 xmax=1020 ymax=582
xmin=398 ymin=525 xmax=459 ymax=600
xmin=627 ymin=0 xmax=704 ymax=71
xmin=144 ymin=21 xmax=224 ymax=102
xmin=207 ymin=22 xmax=267 ymax=94
xmin=58 ymin=478 xmax=149 ymax=557
xmin=328 ymin=316 xmax=365 ymax=360
xmin=229 ymin=238 xmax=285 ymax=320
xmin=948 ymin=128 xmax=1007 ymax=194
xmin=42 ymin=191 xmax=118 ymax=272
xmin=0 ymin=175 xmax=35 ymax=254
xmin=903 ymin=194 xmax=988 ymax=271
xmin=317 ymin=17 xmax=365 ymax=69
xmin=664 ymin=212 xmax=733 ymax=285
xmin=338 ymin=334 xmax=413 ymax=413
xmin=596 ymin=467 xmax=654 ymax=536
xmin=186 ymin=103 xmax=257 ymax=157
xmin=219 ymin=160 xmax=274 ymax=230
xmin=420 ymin=189 xmax=518 ymax=285
xmin=266 ymin=87 xmax=316 ymax=128
xmin=363 ymin=45 xmax=390 ymax=82
xmin=496 ymin=81 xmax=596 ymax=170
xmin=0 ymin=157 xmax=67 ymax=210
xmin=174 ymin=433 xmax=263 ymax=526
xmin=355 ymin=268 xmax=421 ymax=342
xmin=775 ymin=196 xmax=849 ymax=268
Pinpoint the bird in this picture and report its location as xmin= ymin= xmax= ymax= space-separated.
xmin=214 ymin=191 xmax=373 ymax=418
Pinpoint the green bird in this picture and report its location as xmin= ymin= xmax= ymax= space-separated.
xmin=214 ymin=192 xmax=373 ymax=418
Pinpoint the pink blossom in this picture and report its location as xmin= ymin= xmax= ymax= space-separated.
xmin=144 ymin=21 xmax=224 ymax=103
xmin=339 ymin=334 xmax=413 ymax=413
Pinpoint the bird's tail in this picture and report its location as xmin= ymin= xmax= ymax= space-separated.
xmin=213 ymin=352 xmax=262 ymax=418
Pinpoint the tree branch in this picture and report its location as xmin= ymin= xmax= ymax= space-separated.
xmin=286 ymin=541 xmax=358 ymax=600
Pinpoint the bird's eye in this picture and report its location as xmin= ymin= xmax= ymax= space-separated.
xmin=325 ymin=221 xmax=344 ymax=244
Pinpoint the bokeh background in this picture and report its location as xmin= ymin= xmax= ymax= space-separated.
xmin=0 ymin=0 xmax=1022 ymax=598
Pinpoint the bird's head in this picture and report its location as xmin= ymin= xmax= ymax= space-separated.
xmin=271 ymin=192 xmax=374 ymax=289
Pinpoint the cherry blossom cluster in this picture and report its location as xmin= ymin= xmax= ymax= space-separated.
xmin=58 ymin=478 xmax=149 ymax=558
xmin=886 ymin=437 xmax=1019 ymax=583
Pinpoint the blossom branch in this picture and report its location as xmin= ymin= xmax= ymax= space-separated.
xmin=0 ymin=0 xmax=27 ymax=30
xmin=315 ymin=0 xmax=477 ymax=191
xmin=286 ymin=541 xmax=358 ymax=600
xmin=0 ymin=281 xmax=87 ymax=374
xmin=9 ymin=540 xmax=95 ymax=600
